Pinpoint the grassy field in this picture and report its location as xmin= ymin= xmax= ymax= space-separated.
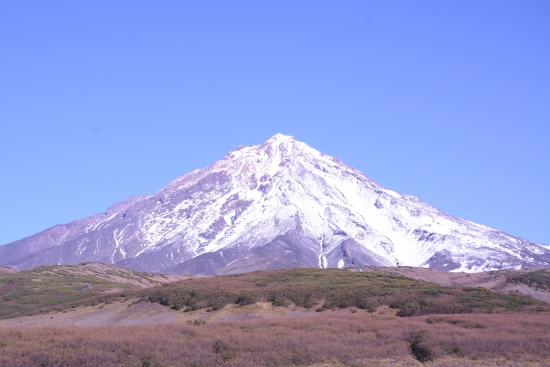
xmin=0 ymin=312 xmax=549 ymax=366
xmin=0 ymin=264 xmax=144 ymax=319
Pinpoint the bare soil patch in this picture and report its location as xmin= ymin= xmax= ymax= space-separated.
xmin=0 ymin=300 xmax=322 ymax=327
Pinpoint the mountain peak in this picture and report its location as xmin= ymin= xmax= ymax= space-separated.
xmin=261 ymin=133 xmax=296 ymax=152
xmin=267 ymin=133 xmax=294 ymax=142
xmin=1 ymin=135 xmax=549 ymax=274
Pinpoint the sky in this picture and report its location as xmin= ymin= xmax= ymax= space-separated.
xmin=1 ymin=0 xmax=549 ymax=246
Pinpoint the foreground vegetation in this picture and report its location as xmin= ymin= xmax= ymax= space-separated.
xmin=0 ymin=312 xmax=549 ymax=366
xmin=1 ymin=266 xmax=549 ymax=366
xmin=1 ymin=267 xmax=549 ymax=320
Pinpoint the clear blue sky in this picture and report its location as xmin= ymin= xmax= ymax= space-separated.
xmin=1 ymin=1 xmax=549 ymax=246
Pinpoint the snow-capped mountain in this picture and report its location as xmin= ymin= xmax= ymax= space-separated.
xmin=1 ymin=134 xmax=549 ymax=274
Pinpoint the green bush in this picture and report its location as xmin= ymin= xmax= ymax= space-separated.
xmin=409 ymin=331 xmax=434 ymax=362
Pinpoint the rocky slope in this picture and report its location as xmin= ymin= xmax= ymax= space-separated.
xmin=1 ymin=134 xmax=548 ymax=274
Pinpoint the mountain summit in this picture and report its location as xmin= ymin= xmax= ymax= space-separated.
xmin=1 ymin=134 xmax=549 ymax=274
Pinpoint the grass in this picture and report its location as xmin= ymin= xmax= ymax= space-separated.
xmin=505 ymin=269 xmax=550 ymax=291
xmin=0 ymin=312 xmax=549 ymax=366
xmin=0 ymin=265 xmax=138 ymax=319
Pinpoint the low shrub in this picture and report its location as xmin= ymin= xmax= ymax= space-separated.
xmin=0 ymin=313 xmax=549 ymax=366
xmin=142 ymin=268 xmax=547 ymax=317
xmin=409 ymin=331 xmax=434 ymax=362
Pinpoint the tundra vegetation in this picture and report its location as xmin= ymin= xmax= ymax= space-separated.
xmin=0 ymin=313 xmax=549 ymax=366
xmin=505 ymin=269 xmax=550 ymax=291
xmin=143 ymin=268 xmax=546 ymax=315
xmin=0 ymin=265 xmax=138 ymax=319
xmin=0 ymin=266 xmax=549 ymax=366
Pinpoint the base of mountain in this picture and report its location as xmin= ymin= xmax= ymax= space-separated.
xmin=1 ymin=265 xmax=550 ymax=319
xmin=1 ymin=265 xmax=549 ymax=366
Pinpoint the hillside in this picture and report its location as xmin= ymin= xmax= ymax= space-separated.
xmin=142 ymin=267 xmax=548 ymax=316
xmin=1 ymin=265 xmax=549 ymax=323
xmin=362 ymin=266 xmax=550 ymax=303
xmin=0 ymin=263 xmax=187 ymax=319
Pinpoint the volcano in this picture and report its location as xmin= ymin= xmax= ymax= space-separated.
xmin=1 ymin=134 xmax=548 ymax=274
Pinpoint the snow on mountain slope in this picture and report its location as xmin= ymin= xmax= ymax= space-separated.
xmin=1 ymin=134 xmax=549 ymax=274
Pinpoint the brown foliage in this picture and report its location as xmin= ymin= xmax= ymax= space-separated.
xmin=0 ymin=312 xmax=549 ymax=366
